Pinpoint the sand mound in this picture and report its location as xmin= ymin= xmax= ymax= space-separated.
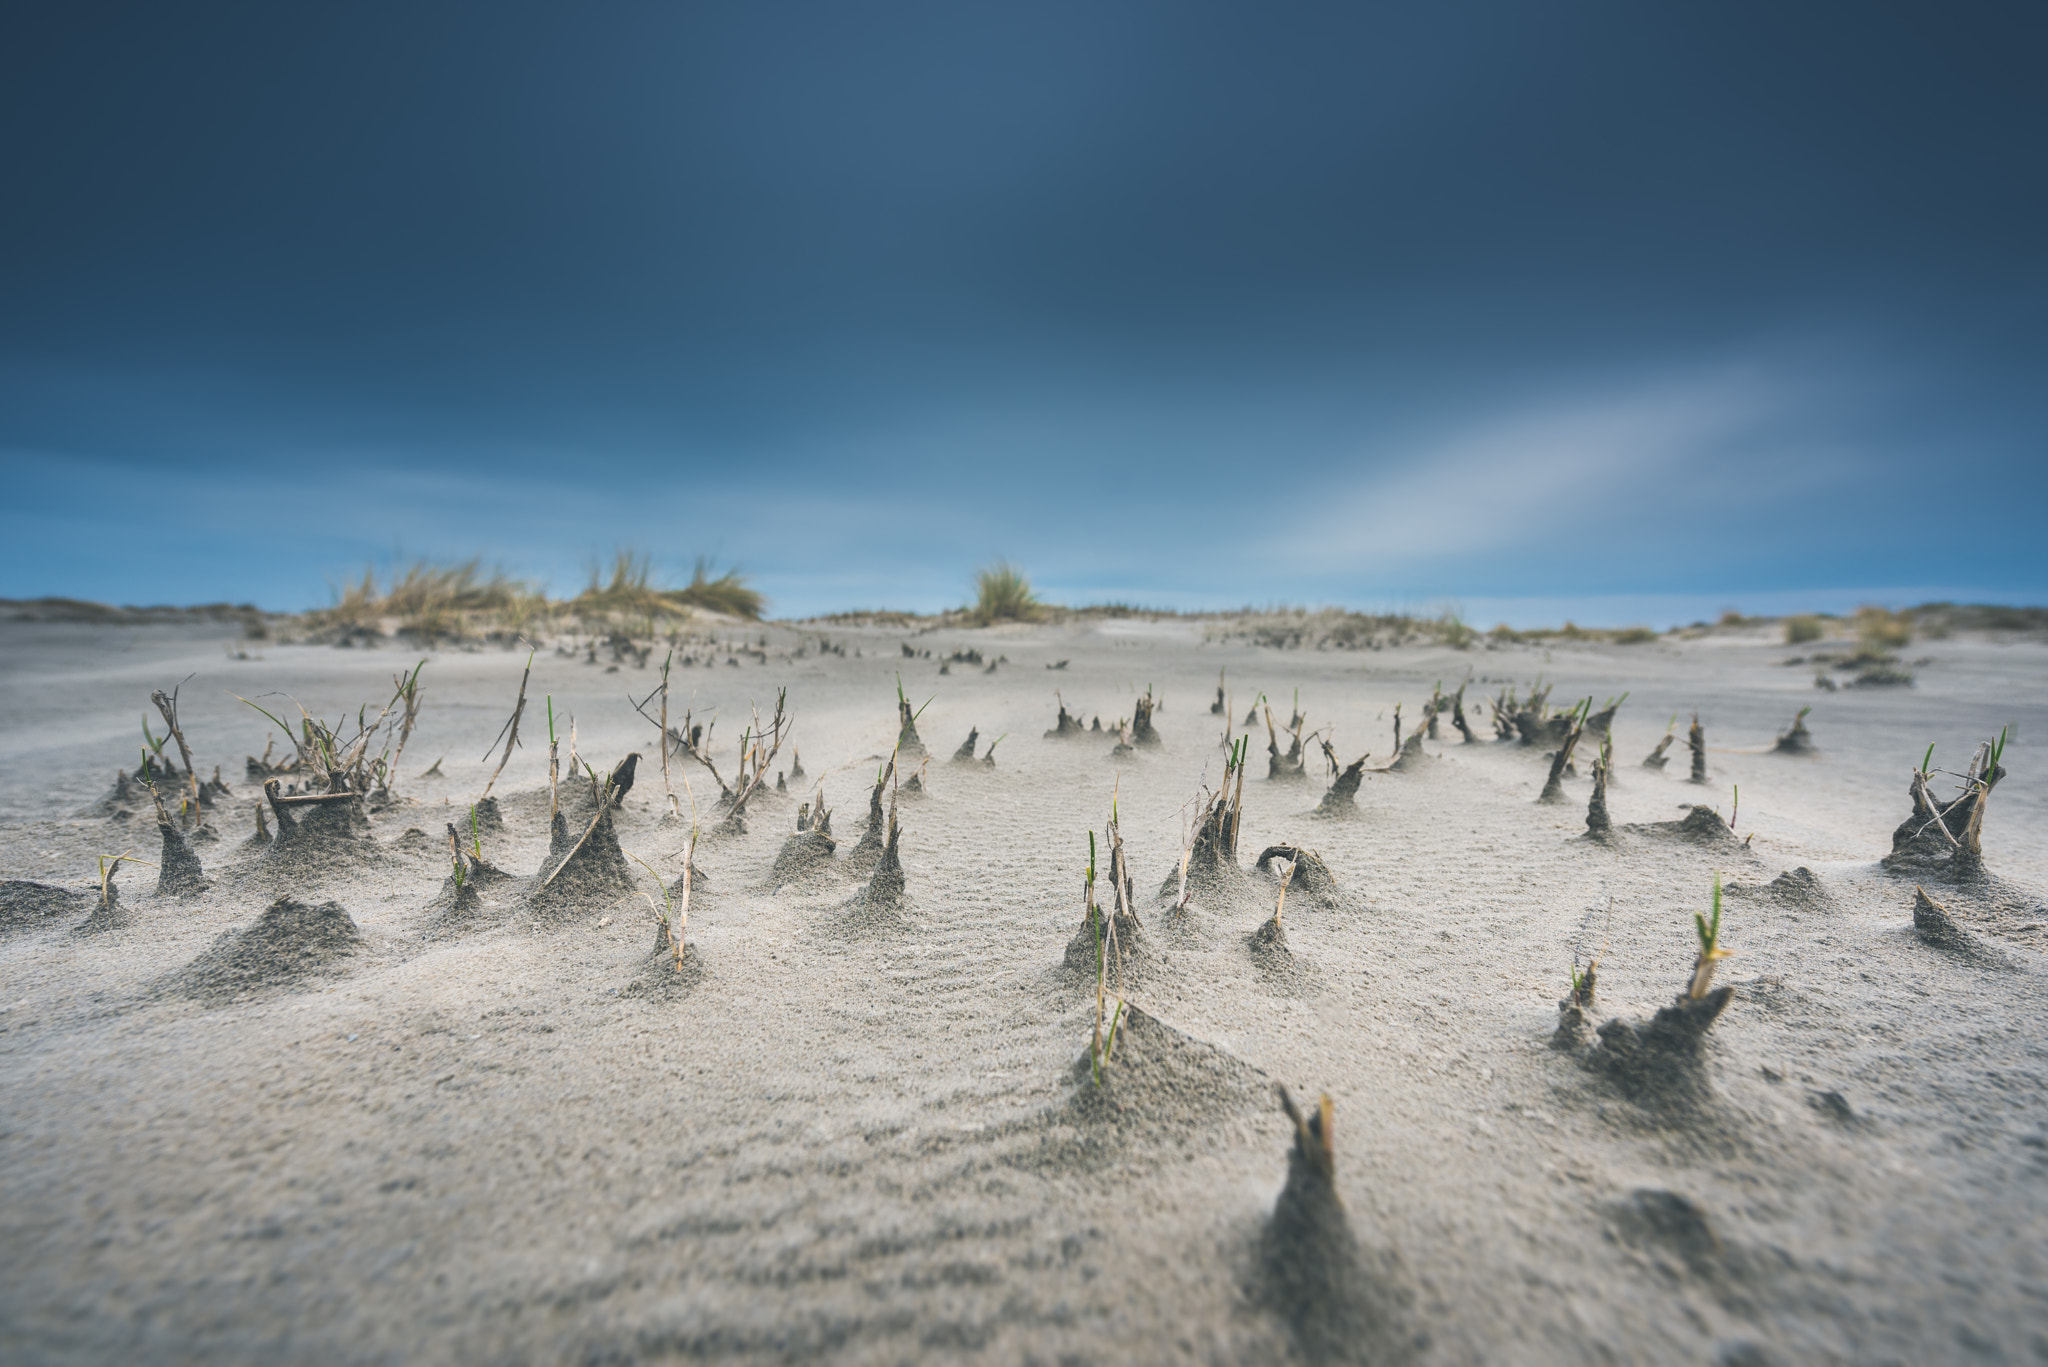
xmin=1725 ymin=866 xmax=1830 ymax=911
xmin=1628 ymin=804 xmax=1743 ymax=849
xmin=836 ymin=817 xmax=908 ymax=931
xmin=769 ymin=827 xmax=837 ymax=888
xmin=75 ymin=768 xmax=156 ymax=820
xmin=1060 ymin=905 xmax=1151 ymax=987
xmin=623 ymin=927 xmax=708 ymax=998
xmin=1043 ymin=700 xmax=1086 ymax=738
xmin=844 ymin=774 xmax=893 ymax=877
xmin=1053 ymin=1005 xmax=1270 ymax=1144
xmin=1387 ymin=731 xmax=1433 ymax=772
xmin=1773 ymin=709 xmax=1818 ymax=755
xmin=0 ymin=880 xmax=89 ymax=934
xmin=1911 ymin=886 xmax=2019 ymax=970
xmin=1246 ymin=916 xmax=1323 ymax=995
xmin=175 ymin=896 xmax=363 ymax=1000
xmin=423 ymin=841 xmax=519 ymax=936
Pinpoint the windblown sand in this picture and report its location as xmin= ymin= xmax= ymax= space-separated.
xmin=2 ymin=618 xmax=2045 ymax=1365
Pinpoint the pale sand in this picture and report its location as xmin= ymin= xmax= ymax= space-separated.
xmin=1 ymin=617 xmax=2044 ymax=1365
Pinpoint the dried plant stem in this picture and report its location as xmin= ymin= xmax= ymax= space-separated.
xmin=673 ymin=823 xmax=700 ymax=970
xmin=149 ymin=677 xmax=199 ymax=808
xmin=386 ymin=661 xmax=426 ymax=792
xmin=658 ymin=649 xmax=674 ymax=804
xmin=479 ymin=649 xmax=535 ymax=799
xmin=546 ymin=696 xmax=561 ymax=822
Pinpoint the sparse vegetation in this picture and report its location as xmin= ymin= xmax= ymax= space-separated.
xmin=575 ymin=552 xmax=765 ymax=622
xmin=1689 ymin=875 xmax=1731 ymax=1000
xmin=1785 ymin=615 xmax=1825 ymax=644
xmin=972 ymin=562 xmax=1044 ymax=625
xmin=1855 ymin=605 xmax=1911 ymax=650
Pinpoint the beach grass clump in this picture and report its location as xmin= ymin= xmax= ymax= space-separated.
xmin=306 ymin=559 xmax=531 ymax=642
xmin=574 ymin=551 xmax=765 ymax=623
xmin=1784 ymin=614 xmax=1826 ymax=644
xmin=1855 ymin=605 xmax=1911 ymax=651
xmin=670 ymin=558 xmax=765 ymax=619
xmin=971 ymin=561 xmax=1044 ymax=625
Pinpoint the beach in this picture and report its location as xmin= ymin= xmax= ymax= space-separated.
xmin=2 ymin=615 xmax=2044 ymax=1365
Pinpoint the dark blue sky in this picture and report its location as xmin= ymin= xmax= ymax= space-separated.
xmin=2 ymin=1 xmax=2043 ymax=621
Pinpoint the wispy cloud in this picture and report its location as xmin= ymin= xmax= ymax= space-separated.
xmin=1269 ymin=370 xmax=1792 ymax=575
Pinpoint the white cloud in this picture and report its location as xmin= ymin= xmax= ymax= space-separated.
xmin=1268 ymin=370 xmax=1786 ymax=573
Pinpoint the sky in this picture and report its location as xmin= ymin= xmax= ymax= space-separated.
xmin=1 ymin=1 xmax=2044 ymax=624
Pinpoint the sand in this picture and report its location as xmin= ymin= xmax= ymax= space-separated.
xmin=1 ymin=616 xmax=2045 ymax=1365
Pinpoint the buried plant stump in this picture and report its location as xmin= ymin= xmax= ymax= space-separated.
xmin=1314 ymin=757 xmax=1368 ymax=818
xmin=1044 ymin=697 xmax=1087 ymax=739
xmin=854 ymin=811 xmax=906 ymax=912
xmin=1586 ymin=988 xmax=1733 ymax=1110
xmin=155 ymin=809 xmax=210 ymax=898
xmin=1537 ymin=699 xmax=1592 ymax=803
xmin=1884 ymin=734 xmax=2008 ymax=883
xmin=1257 ymin=1088 xmax=1420 ymax=1367
xmin=769 ymin=799 xmax=837 ymax=887
xmin=1583 ymin=752 xmax=1613 ymax=839
xmin=528 ymin=764 xmax=639 ymax=919
xmin=1130 ymin=690 xmax=1163 ymax=748
xmin=1387 ymin=730 xmax=1432 ymax=773
xmin=845 ymin=761 xmax=897 ymax=877
xmin=255 ymin=779 xmax=384 ymax=882
xmin=1773 ymin=708 xmax=1818 ymax=755
xmin=1577 ymin=877 xmax=1737 ymax=1110
xmin=1254 ymin=845 xmax=1342 ymax=908
xmin=894 ymin=680 xmax=927 ymax=758
xmin=951 ymin=727 xmax=980 ymax=763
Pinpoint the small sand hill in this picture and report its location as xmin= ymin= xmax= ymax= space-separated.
xmin=0 ymin=880 xmax=88 ymax=933
xmin=174 ymin=896 xmax=363 ymax=1000
xmin=1049 ymin=1005 xmax=1271 ymax=1153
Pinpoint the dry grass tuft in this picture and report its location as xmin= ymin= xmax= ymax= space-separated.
xmin=1784 ymin=614 xmax=1826 ymax=644
xmin=574 ymin=552 xmax=764 ymax=622
xmin=972 ymin=562 xmax=1043 ymax=625
xmin=307 ymin=559 xmax=538 ymax=641
xmin=1855 ymin=605 xmax=1911 ymax=650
